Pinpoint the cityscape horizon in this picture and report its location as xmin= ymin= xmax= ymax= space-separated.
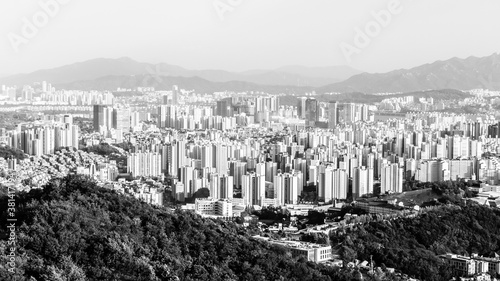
xmin=2 ymin=1 xmax=500 ymax=281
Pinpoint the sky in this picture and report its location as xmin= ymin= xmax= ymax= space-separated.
xmin=1 ymin=0 xmax=500 ymax=76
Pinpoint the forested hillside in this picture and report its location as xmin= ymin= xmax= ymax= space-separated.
xmin=0 ymin=175 xmax=357 ymax=281
xmin=0 ymin=146 xmax=26 ymax=160
xmin=332 ymin=204 xmax=500 ymax=280
xmin=3 ymin=174 xmax=500 ymax=280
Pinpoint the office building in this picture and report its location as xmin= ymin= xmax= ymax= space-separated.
xmin=216 ymin=98 xmax=233 ymax=117
xmin=328 ymin=101 xmax=338 ymax=129
xmin=112 ymin=108 xmax=131 ymax=131
xmin=305 ymin=98 xmax=319 ymax=127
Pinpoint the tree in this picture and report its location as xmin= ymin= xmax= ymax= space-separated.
xmin=0 ymin=145 xmax=26 ymax=160
xmin=0 ymin=174 xmax=362 ymax=281
xmin=341 ymin=246 xmax=357 ymax=265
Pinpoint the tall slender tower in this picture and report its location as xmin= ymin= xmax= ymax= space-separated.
xmin=328 ymin=101 xmax=338 ymax=129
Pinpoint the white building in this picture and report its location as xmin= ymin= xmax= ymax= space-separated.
xmin=195 ymin=198 xmax=233 ymax=217
xmin=127 ymin=152 xmax=162 ymax=178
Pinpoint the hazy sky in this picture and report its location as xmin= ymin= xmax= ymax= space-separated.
xmin=1 ymin=0 xmax=500 ymax=75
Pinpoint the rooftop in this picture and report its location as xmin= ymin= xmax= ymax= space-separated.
xmin=252 ymin=236 xmax=330 ymax=250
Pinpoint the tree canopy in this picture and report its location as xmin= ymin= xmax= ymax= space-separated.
xmin=0 ymin=175 xmax=359 ymax=281
xmin=0 ymin=145 xmax=26 ymax=160
xmin=331 ymin=203 xmax=500 ymax=280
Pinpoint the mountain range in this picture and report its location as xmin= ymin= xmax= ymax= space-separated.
xmin=1 ymin=53 xmax=499 ymax=93
xmin=318 ymin=53 xmax=500 ymax=93
xmin=0 ymin=57 xmax=359 ymax=89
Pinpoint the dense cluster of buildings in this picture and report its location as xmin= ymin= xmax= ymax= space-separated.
xmin=4 ymin=84 xmax=500 ymax=213
xmin=6 ymin=87 xmax=500 ymax=214
xmin=0 ymin=148 xmax=112 ymax=188
xmin=103 ymin=179 xmax=165 ymax=206
xmin=0 ymin=115 xmax=79 ymax=156
xmin=295 ymin=97 xmax=372 ymax=127
xmin=1 ymin=82 xmax=114 ymax=105
xmin=4 ymin=81 xmax=500 ymax=273
xmin=40 ymin=90 xmax=114 ymax=105
xmin=93 ymin=94 xmax=500 ymax=216
xmin=93 ymin=105 xmax=149 ymax=133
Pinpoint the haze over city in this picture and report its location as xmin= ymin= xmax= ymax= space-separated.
xmin=1 ymin=0 xmax=500 ymax=75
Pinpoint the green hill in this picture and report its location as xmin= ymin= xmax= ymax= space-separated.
xmin=0 ymin=175 xmax=356 ymax=281
xmin=0 ymin=146 xmax=26 ymax=160
xmin=331 ymin=203 xmax=500 ymax=280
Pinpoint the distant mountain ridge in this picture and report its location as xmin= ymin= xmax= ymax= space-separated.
xmin=318 ymin=53 xmax=500 ymax=93
xmin=0 ymin=57 xmax=360 ymax=88
xmin=2 ymin=53 xmax=499 ymax=94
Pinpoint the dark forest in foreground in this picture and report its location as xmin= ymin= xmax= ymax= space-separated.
xmin=332 ymin=202 xmax=500 ymax=280
xmin=2 ymin=175 xmax=500 ymax=280
xmin=0 ymin=175 xmax=358 ymax=281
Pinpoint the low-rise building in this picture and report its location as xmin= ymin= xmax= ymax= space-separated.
xmin=472 ymin=253 xmax=500 ymax=276
xmin=440 ymin=254 xmax=476 ymax=276
xmin=440 ymin=253 xmax=500 ymax=277
xmin=253 ymin=236 xmax=332 ymax=263
xmin=355 ymin=199 xmax=405 ymax=214
xmin=195 ymin=198 xmax=233 ymax=217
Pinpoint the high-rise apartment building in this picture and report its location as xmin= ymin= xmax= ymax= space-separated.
xmin=216 ymin=98 xmax=233 ymax=117
xmin=172 ymin=85 xmax=179 ymax=105
xmin=297 ymin=97 xmax=307 ymax=119
xmin=127 ymin=152 xmax=162 ymax=178
xmin=93 ymin=105 xmax=113 ymax=132
xmin=328 ymin=101 xmax=338 ymax=129
xmin=305 ymin=98 xmax=319 ymax=127
xmin=381 ymin=163 xmax=403 ymax=194
xmin=112 ymin=108 xmax=131 ymax=131
xmin=352 ymin=166 xmax=374 ymax=198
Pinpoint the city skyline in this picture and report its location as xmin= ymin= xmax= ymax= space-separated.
xmin=3 ymin=2 xmax=500 ymax=280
